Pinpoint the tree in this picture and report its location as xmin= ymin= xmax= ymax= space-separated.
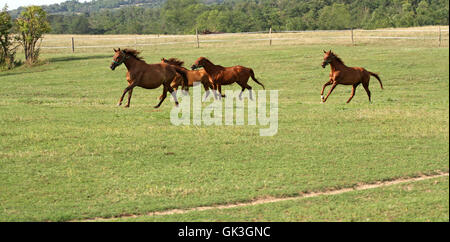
xmin=15 ymin=6 xmax=51 ymax=65
xmin=0 ymin=5 xmax=17 ymax=69
xmin=318 ymin=3 xmax=352 ymax=30
xmin=416 ymin=0 xmax=433 ymax=26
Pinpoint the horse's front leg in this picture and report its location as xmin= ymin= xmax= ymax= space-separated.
xmin=322 ymin=83 xmax=337 ymax=103
xmin=125 ymin=88 xmax=134 ymax=108
xmin=321 ymin=80 xmax=333 ymax=102
xmin=118 ymin=83 xmax=136 ymax=106
xmin=202 ymin=82 xmax=211 ymax=101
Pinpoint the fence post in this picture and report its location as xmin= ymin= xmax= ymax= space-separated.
xmin=269 ymin=27 xmax=272 ymax=46
xmin=438 ymin=26 xmax=441 ymax=47
xmin=71 ymin=37 xmax=74 ymax=53
xmin=351 ymin=28 xmax=354 ymax=46
xmin=196 ymin=28 xmax=200 ymax=48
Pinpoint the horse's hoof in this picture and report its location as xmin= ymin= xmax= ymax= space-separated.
xmin=154 ymin=105 xmax=160 ymax=109
xmin=175 ymin=102 xmax=179 ymax=107
xmin=222 ymin=95 xmax=226 ymax=98
xmin=124 ymin=105 xmax=130 ymax=108
xmin=117 ymin=103 xmax=122 ymax=106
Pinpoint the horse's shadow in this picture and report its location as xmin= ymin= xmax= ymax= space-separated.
xmin=48 ymin=54 xmax=111 ymax=63
xmin=0 ymin=55 xmax=111 ymax=78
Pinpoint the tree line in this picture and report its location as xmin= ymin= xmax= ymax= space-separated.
xmin=43 ymin=0 xmax=449 ymax=35
xmin=1 ymin=0 xmax=448 ymax=70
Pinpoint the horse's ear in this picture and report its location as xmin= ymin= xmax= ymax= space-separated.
xmin=323 ymin=50 xmax=326 ymax=53
xmin=113 ymin=48 xmax=117 ymax=52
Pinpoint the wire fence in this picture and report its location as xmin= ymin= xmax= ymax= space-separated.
xmin=37 ymin=26 xmax=449 ymax=52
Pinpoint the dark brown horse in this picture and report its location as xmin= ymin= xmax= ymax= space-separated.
xmin=191 ymin=57 xmax=265 ymax=100
xmin=110 ymin=48 xmax=188 ymax=108
xmin=161 ymin=58 xmax=213 ymax=99
xmin=321 ymin=50 xmax=383 ymax=103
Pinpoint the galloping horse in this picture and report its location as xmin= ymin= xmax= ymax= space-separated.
xmin=110 ymin=48 xmax=188 ymax=108
xmin=161 ymin=58 xmax=213 ymax=99
xmin=320 ymin=50 xmax=383 ymax=103
xmin=191 ymin=57 xmax=265 ymax=100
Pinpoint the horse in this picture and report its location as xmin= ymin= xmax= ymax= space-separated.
xmin=191 ymin=57 xmax=265 ymax=100
xmin=320 ymin=50 xmax=383 ymax=103
xmin=161 ymin=57 xmax=213 ymax=100
xmin=110 ymin=48 xmax=189 ymax=108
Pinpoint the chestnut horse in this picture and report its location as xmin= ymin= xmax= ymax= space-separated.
xmin=321 ymin=50 xmax=383 ymax=103
xmin=191 ymin=57 xmax=265 ymax=100
xmin=161 ymin=58 xmax=213 ymax=99
xmin=110 ymin=48 xmax=188 ymax=108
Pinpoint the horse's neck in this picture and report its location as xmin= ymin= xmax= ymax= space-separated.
xmin=124 ymin=57 xmax=142 ymax=71
xmin=203 ymin=61 xmax=223 ymax=75
xmin=330 ymin=60 xmax=347 ymax=72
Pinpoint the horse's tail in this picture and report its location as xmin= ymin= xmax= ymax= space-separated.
xmin=173 ymin=66 xmax=189 ymax=91
xmin=250 ymin=69 xmax=265 ymax=90
xmin=369 ymin=71 xmax=383 ymax=89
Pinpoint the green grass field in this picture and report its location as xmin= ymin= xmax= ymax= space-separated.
xmin=0 ymin=27 xmax=449 ymax=221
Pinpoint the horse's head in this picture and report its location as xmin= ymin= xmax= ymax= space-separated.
xmin=191 ymin=57 xmax=207 ymax=70
xmin=322 ymin=50 xmax=334 ymax=68
xmin=110 ymin=48 xmax=127 ymax=70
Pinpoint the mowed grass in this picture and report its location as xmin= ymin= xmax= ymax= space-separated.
xmin=114 ymin=176 xmax=449 ymax=222
xmin=0 ymin=28 xmax=449 ymax=221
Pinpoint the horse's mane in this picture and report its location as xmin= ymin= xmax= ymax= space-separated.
xmin=123 ymin=49 xmax=144 ymax=60
xmin=201 ymin=57 xmax=224 ymax=69
xmin=331 ymin=52 xmax=344 ymax=65
xmin=165 ymin=58 xmax=184 ymax=67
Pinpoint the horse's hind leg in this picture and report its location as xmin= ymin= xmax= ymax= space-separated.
xmin=154 ymin=86 xmax=168 ymax=108
xmin=212 ymin=83 xmax=221 ymax=100
xmin=160 ymin=81 xmax=178 ymax=101
xmin=362 ymin=82 xmax=371 ymax=102
xmin=168 ymin=86 xmax=179 ymax=106
xmin=346 ymin=83 xmax=360 ymax=104
xmin=238 ymin=82 xmax=253 ymax=100
xmin=218 ymin=85 xmax=226 ymax=98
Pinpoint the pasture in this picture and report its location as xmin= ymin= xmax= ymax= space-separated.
xmin=0 ymin=26 xmax=448 ymax=222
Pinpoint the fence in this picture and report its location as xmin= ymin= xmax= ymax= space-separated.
xmin=38 ymin=26 xmax=449 ymax=53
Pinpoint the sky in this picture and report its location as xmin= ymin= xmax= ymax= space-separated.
xmin=1 ymin=0 xmax=91 ymax=10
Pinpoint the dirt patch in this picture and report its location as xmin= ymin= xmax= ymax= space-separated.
xmin=76 ymin=171 xmax=449 ymax=222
